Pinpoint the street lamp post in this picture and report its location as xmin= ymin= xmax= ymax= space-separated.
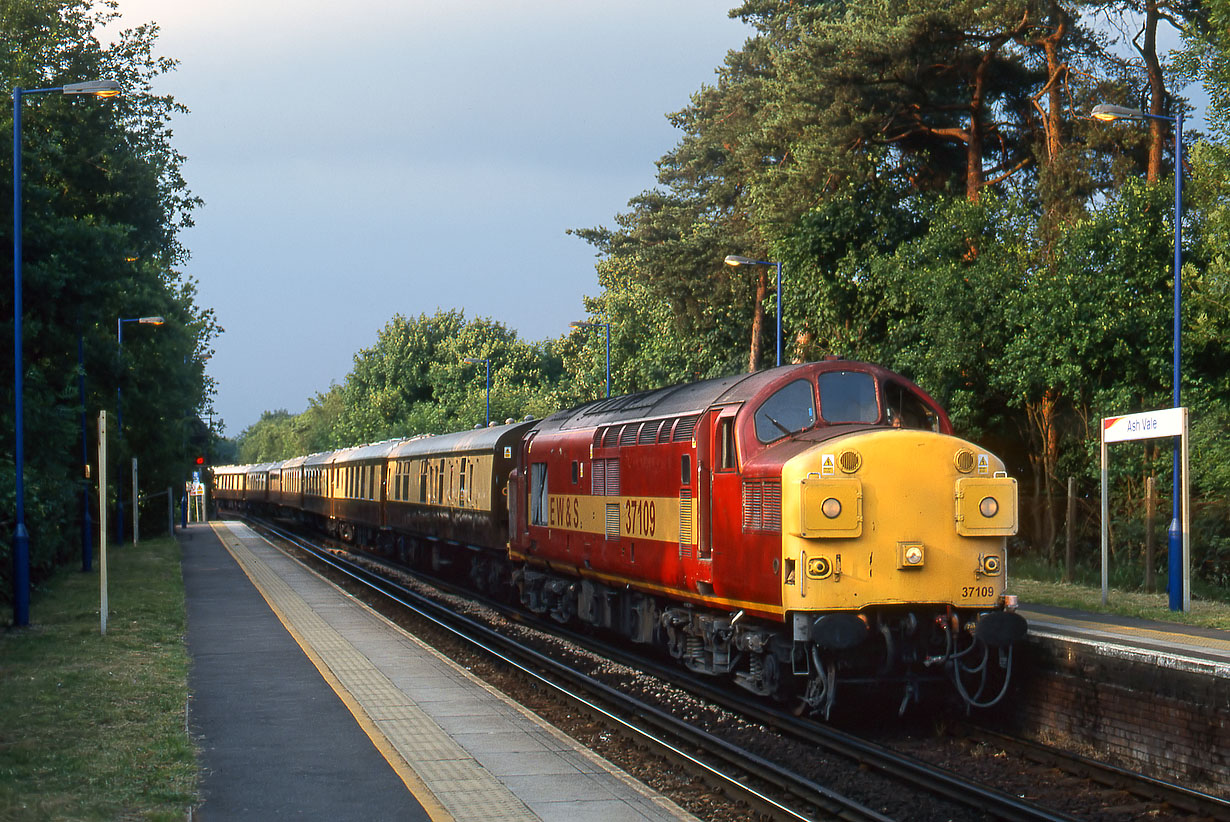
xmin=724 ymin=255 xmax=783 ymax=367
xmin=12 ymin=79 xmax=120 ymax=626
xmin=570 ymin=321 xmax=611 ymax=398
xmin=115 ymin=315 xmax=164 ymax=544
xmin=463 ymin=357 xmax=490 ymax=427
xmin=1092 ymin=102 xmax=1185 ymax=611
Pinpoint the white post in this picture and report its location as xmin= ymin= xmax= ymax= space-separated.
xmin=1100 ymin=431 xmax=1109 ymax=606
xmin=1181 ymin=408 xmax=1191 ymax=611
xmin=98 ymin=411 xmax=108 ymax=636
xmin=131 ymin=457 xmax=138 ymax=546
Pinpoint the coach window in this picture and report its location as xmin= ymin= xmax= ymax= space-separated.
xmin=459 ymin=458 xmax=468 ymax=500
xmin=818 ymin=370 xmax=879 ymax=424
xmin=419 ymin=461 xmax=428 ymax=503
xmin=754 ymin=379 xmax=816 ymax=444
xmin=530 ymin=463 xmax=548 ymax=526
xmin=437 ymin=460 xmax=445 ymax=504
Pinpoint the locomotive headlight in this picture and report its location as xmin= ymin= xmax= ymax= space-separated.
xmin=821 ymin=497 xmax=842 ymax=519
xmin=979 ymin=496 xmax=999 ymax=518
xmin=897 ymin=541 xmax=925 ymax=569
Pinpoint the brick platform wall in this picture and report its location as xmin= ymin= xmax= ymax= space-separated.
xmin=993 ymin=638 xmax=1229 ymax=793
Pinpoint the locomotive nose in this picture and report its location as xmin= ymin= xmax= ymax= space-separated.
xmin=780 ymin=430 xmax=1017 ymax=613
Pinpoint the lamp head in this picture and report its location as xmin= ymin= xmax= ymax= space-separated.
xmin=63 ymin=80 xmax=121 ymax=97
xmin=139 ymin=316 xmax=165 ymax=325
xmin=724 ymin=255 xmax=752 ymax=267
xmin=1091 ymin=103 xmax=1142 ymax=122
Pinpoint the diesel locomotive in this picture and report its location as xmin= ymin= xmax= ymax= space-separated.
xmin=213 ymin=360 xmax=1027 ymax=716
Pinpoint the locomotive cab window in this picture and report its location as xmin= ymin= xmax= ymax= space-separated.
xmin=717 ymin=418 xmax=737 ymax=470
xmin=818 ymin=371 xmax=879 ymax=424
xmin=530 ymin=463 xmax=548 ymax=526
xmin=883 ymin=380 xmax=940 ymax=431
xmin=754 ymin=379 xmax=816 ymax=443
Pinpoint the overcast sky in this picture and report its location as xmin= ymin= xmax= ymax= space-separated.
xmin=104 ymin=1 xmax=752 ymax=435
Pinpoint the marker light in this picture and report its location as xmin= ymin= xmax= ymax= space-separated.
xmin=903 ymin=544 xmax=924 ymax=565
xmin=821 ymin=497 xmax=842 ymax=519
xmin=979 ymin=496 xmax=999 ymax=518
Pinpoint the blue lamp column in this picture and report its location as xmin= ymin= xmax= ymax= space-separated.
xmin=570 ymin=321 xmax=611 ymax=398
xmin=724 ymin=255 xmax=783 ymax=367
xmin=463 ymin=357 xmax=490 ymax=427
xmin=12 ymin=79 xmax=120 ymax=626
xmin=1092 ymin=102 xmax=1185 ymax=611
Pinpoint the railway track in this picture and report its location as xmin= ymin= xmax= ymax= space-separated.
xmin=241 ymin=516 xmax=1226 ymax=822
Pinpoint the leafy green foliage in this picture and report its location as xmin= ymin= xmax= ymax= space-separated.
xmin=1 ymin=1 xmax=216 ymax=602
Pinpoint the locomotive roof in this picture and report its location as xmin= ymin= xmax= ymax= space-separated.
xmin=535 ymin=363 xmax=803 ymax=434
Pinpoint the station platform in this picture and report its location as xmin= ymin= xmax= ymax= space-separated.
xmin=180 ymin=520 xmax=697 ymax=822
xmin=1017 ymin=602 xmax=1230 ymax=677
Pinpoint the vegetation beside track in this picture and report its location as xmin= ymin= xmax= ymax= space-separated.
xmin=1013 ymin=554 xmax=1230 ymax=630
xmin=0 ymin=536 xmax=197 ymax=821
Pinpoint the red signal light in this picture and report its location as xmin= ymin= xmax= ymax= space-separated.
xmin=195 ymin=456 xmax=206 ymax=465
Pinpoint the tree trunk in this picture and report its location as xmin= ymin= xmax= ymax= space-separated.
xmin=749 ymin=270 xmax=767 ymax=372
xmin=1140 ymin=0 xmax=1166 ymax=183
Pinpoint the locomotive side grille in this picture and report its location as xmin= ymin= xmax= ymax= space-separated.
xmin=605 ymin=459 xmax=620 ymax=494
xmin=605 ymin=503 xmax=621 ymax=539
xmin=602 ymin=426 xmax=621 ymax=448
xmin=742 ymin=480 xmax=782 ymax=532
xmin=593 ymin=458 xmax=620 ymax=495
xmin=679 ymin=490 xmax=693 ymax=556
xmin=620 ymin=423 xmax=640 ymax=446
xmin=638 ymin=420 xmax=662 ymax=445
xmin=592 ymin=459 xmax=606 ymax=496
xmin=763 ymin=482 xmax=782 ymax=530
xmin=673 ymin=415 xmax=698 ymax=442
xmin=743 ymin=482 xmax=763 ymax=530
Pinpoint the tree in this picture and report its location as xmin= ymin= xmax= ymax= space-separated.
xmin=1 ymin=0 xmax=215 ymax=598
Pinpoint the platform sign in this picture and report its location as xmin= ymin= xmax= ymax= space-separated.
xmin=1102 ymin=408 xmax=1186 ymax=443
xmin=1101 ymin=407 xmax=1190 ymax=612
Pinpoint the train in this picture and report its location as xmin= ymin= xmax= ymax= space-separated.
xmin=213 ymin=359 xmax=1027 ymax=717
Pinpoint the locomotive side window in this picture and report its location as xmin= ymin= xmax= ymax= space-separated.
xmin=681 ymin=454 xmax=691 ymax=485
xmin=883 ymin=380 xmax=940 ymax=431
xmin=818 ymin=371 xmax=878 ymax=423
xmin=717 ymin=418 xmax=737 ymax=470
xmin=530 ymin=462 xmax=548 ymax=526
xmin=754 ymin=379 xmax=816 ymax=443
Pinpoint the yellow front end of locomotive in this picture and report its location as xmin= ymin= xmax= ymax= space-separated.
xmin=780 ymin=431 xmax=1017 ymax=612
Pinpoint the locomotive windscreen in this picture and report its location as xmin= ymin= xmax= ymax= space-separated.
xmin=754 ymin=379 xmax=817 ymax=443
xmin=818 ymin=371 xmax=879 ymax=423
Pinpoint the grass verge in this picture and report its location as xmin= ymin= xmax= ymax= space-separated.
xmin=1011 ymin=554 xmax=1230 ymax=630
xmin=0 ymin=536 xmax=197 ymax=821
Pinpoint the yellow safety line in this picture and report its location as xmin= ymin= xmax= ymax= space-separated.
xmin=208 ymin=522 xmax=455 ymax=822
